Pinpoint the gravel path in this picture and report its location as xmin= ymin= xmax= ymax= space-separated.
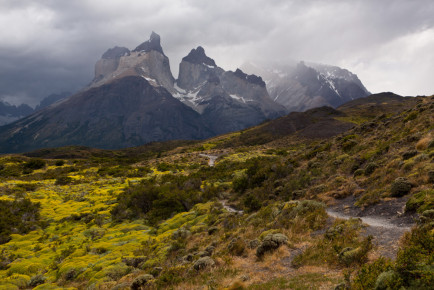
xmin=199 ymin=154 xmax=218 ymax=166
xmin=326 ymin=205 xmax=414 ymax=259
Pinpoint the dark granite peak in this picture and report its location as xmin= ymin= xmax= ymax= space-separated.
xmin=233 ymin=69 xmax=266 ymax=87
xmin=102 ymin=46 xmax=130 ymax=59
xmin=133 ymin=31 xmax=164 ymax=54
xmin=207 ymin=73 xmax=220 ymax=85
xmin=182 ymin=46 xmax=216 ymax=67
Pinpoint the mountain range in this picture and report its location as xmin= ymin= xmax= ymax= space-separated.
xmin=0 ymin=32 xmax=369 ymax=153
xmin=0 ymin=92 xmax=70 ymax=126
xmin=241 ymin=61 xmax=370 ymax=112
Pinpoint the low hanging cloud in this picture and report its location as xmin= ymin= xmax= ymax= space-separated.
xmin=0 ymin=0 xmax=433 ymax=106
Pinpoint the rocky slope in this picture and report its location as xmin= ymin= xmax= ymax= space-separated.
xmin=174 ymin=47 xmax=287 ymax=134
xmin=0 ymin=76 xmax=212 ymax=152
xmin=242 ymin=61 xmax=370 ymax=112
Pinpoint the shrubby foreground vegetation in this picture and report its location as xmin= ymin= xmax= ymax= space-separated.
xmin=0 ymin=95 xmax=432 ymax=289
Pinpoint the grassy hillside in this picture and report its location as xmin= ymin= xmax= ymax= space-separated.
xmin=0 ymin=95 xmax=432 ymax=289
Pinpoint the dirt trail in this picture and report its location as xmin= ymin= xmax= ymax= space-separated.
xmin=326 ymin=210 xmax=411 ymax=230
xmin=199 ymin=154 xmax=218 ymax=166
xmin=220 ymin=199 xmax=244 ymax=214
xmin=326 ymin=196 xmax=417 ymax=259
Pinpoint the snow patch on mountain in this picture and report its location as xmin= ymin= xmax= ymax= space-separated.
xmin=173 ymin=82 xmax=206 ymax=107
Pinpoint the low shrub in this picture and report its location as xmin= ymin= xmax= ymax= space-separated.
xmin=55 ymin=176 xmax=73 ymax=185
xmin=131 ymin=274 xmax=154 ymax=290
xmin=390 ymin=177 xmax=412 ymax=197
xmin=352 ymin=257 xmax=393 ymax=290
xmin=193 ymin=257 xmax=215 ymax=271
xmin=23 ymin=159 xmax=46 ymax=170
xmin=256 ymin=233 xmax=288 ymax=258
xmin=228 ymin=238 xmax=246 ymax=256
xmin=405 ymin=190 xmax=434 ymax=213
xmin=402 ymin=150 xmax=418 ymax=160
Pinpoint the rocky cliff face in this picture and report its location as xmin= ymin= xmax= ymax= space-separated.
xmin=174 ymin=47 xmax=287 ymax=133
xmin=91 ymin=32 xmax=175 ymax=93
xmin=241 ymin=61 xmax=370 ymax=112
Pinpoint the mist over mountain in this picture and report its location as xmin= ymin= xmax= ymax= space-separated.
xmin=0 ymin=32 xmax=371 ymax=153
xmin=242 ymin=61 xmax=370 ymax=112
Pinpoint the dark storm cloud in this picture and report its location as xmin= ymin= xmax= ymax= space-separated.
xmin=1 ymin=0 xmax=433 ymax=106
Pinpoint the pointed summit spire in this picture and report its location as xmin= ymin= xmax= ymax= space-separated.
xmin=182 ymin=46 xmax=216 ymax=67
xmin=133 ymin=31 xmax=164 ymax=54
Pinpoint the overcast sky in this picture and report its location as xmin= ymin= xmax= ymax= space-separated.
xmin=1 ymin=0 xmax=433 ymax=107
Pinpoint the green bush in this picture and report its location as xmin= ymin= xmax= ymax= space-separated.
xmin=364 ymin=162 xmax=378 ymax=175
xmin=374 ymin=270 xmax=403 ymax=290
xmin=405 ymin=190 xmax=434 ymax=213
xmin=23 ymin=159 xmax=46 ymax=170
xmin=28 ymin=274 xmax=46 ymax=287
xmin=256 ymin=233 xmax=288 ymax=258
xmin=55 ymin=160 xmax=65 ymax=166
xmin=390 ymin=177 xmax=412 ymax=197
xmin=243 ymin=193 xmax=261 ymax=212
xmin=111 ymin=176 xmax=203 ymax=224
xmin=403 ymin=111 xmax=418 ymax=122
xmin=395 ymin=226 xmax=434 ymax=288
xmin=55 ymin=176 xmax=72 ymax=185
xmin=352 ymin=257 xmax=393 ymax=290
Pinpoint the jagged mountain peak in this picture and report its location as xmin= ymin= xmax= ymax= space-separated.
xmin=133 ymin=31 xmax=164 ymax=54
xmin=233 ymin=68 xmax=266 ymax=88
xmin=102 ymin=46 xmax=130 ymax=59
xmin=91 ymin=31 xmax=174 ymax=91
xmin=182 ymin=46 xmax=216 ymax=67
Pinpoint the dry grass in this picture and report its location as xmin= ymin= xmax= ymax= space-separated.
xmin=415 ymin=136 xmax=432 ymax=150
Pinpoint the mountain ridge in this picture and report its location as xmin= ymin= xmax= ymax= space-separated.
xmin=0 ymin=32 xmax=371 ymax=153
